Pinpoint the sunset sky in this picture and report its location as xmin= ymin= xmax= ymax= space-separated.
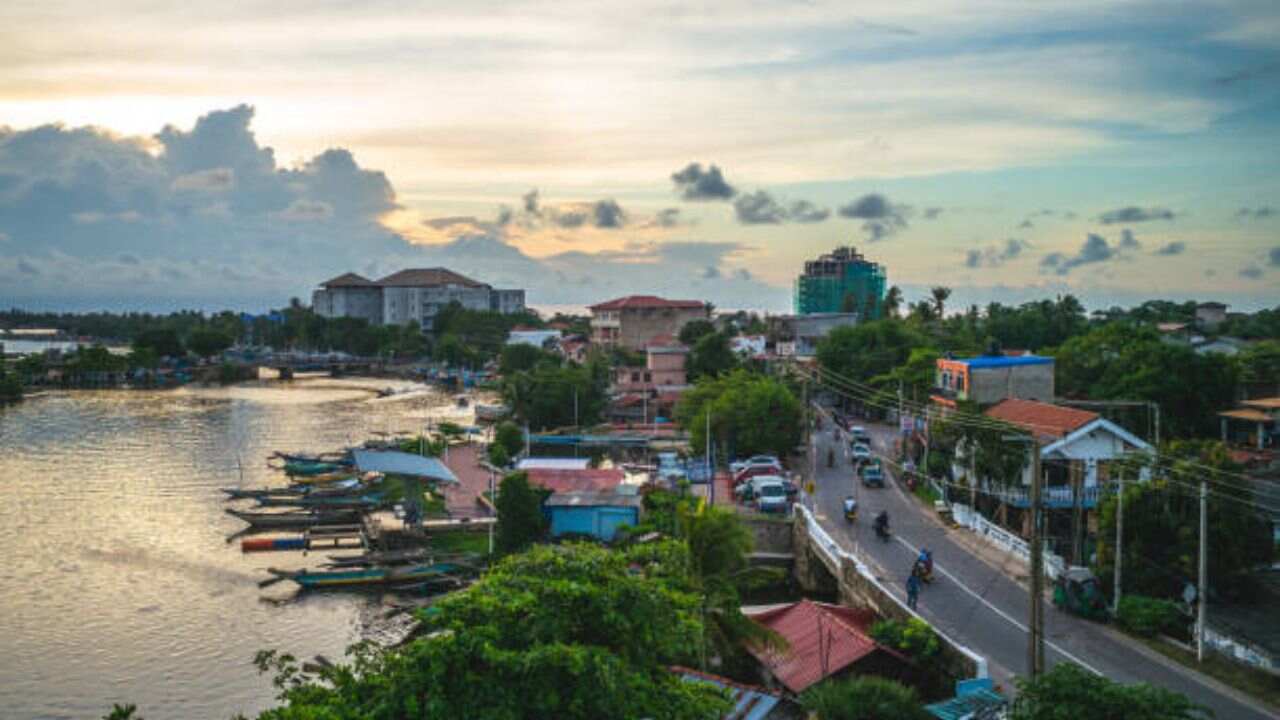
xmin=1 ymin=0 xmax=1278 ymax=313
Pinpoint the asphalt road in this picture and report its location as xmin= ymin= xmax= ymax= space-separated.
xmin=806 ymin=416 xmax=1272 ymax=720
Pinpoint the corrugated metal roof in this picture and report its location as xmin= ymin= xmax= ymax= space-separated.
xmin=351 ymin=449 xmax=459 ymax=482
xmin=924 ymin=688 xmax=1006 ymax=719
xmin=744 ymin=599 xmax=889 ymax=694
xmin=674 ymin=667 xmax=786 ymax=720
xmin=525 ymin=468 xmax=624 ymax=494
xmin=543 ymin=491 xmax=643 ymax=508
xmin=516 ymin=457 xmax=591 ymax=470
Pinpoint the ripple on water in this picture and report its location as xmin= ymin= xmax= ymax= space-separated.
xmin=0 ymin=381 xmax=459 ymax=720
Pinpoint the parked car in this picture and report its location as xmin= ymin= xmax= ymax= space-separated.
xmin=752 ymin=478 xmax=790 ymax=513
xmin=734 ymin=463 xmax=784 ymax=487
xmin=730 ymin=455 xmax=782 ymax=475
xmin=850 ymin=443 xmax=872 ymax=462
xmin=781 ymin=478 xmax=798 ymax=498
xmin=861 ymin=461 xmax=885 ymax=488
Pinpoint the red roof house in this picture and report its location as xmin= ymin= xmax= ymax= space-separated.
xmin=983 ymin=398 xmax=1099 ymax=443
xmin=744 ymin=600 xmax=913 ymax=694
xmin=524 ymin=467 xmax=624 ymax=494
xmin=588 ymin=295 xmax=706 ymax=311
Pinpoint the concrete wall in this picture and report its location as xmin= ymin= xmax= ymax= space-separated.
xmin=313 ymin=287 xmax=383 ymax=325
xmin=744 ymin=516 xmax=794 ymax=554
xmin=618 ymin=306 xmax=709 ymax=350
xmin=969 ymin=364 xmax=1054 ymax=404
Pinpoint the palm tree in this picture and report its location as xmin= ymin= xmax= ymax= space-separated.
xmin=884 ymin=286 xmax=903 ymax=318
xmin=930 ymin=286 xmax=952 ymax=318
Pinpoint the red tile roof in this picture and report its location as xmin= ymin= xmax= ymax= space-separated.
xmin=377 ymin=267 xmax=486 ymax=288
xmin=745 ymin=600 xmax=888 ymax=694
xmin=984 ymin=398 xmax=1099 ymax=440
xmin=589 ymin=295 xmax=706 ymax=311
xmin=320 ymin=272 xmax=378 ymax=288
xmin=524 ymin=468 xmax=624 ymax=494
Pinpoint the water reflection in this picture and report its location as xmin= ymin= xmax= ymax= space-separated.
xmin=0 ymin=378 xmax=457 ymax=720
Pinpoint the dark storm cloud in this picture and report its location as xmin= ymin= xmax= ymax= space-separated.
xmin=1236 ymin=206 xmax=1275 ymax=220
xmin=670 ymin=162 xmax=736 ymax=200
xmin=788 ymin=200 xmax=830 ymax=223
xmin=837 ymin=193 xmax=909 ymax=241
xmin=1118 ymin=228 xmax=1140 ymax=249
xmin=591 ymin=199 xmax=626 ymax=228
xmin=1154 ymin=241 xmax=1186 ymax=256
xmin=733 ymin=190 xmax=787 ymax=224
xmin=1097 ymin=206 xmax=1176 ymax=224
xmin=1040 ymin=233 xmax=1114 ymax=275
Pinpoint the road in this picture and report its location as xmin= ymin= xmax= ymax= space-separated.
xmin=806 ymin=416 xmax=1272 ymax=720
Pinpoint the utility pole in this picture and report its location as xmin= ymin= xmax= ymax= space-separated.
xmin=1197 ymin=480 xmax=1207 ymax=662
xmin=1153 ymin=402 xmax=1161 ymax=448
xmin=488 ymin=467 xmax=495 ymax=556
xmin=1071 ymin=460 xmax=1084 ymax=566
xmin=706 ymin=409 xmax=713 ymax=505
xmin=1113 ymin=471 xmax=1124 ymax=613
xmin=1028 ymin=436 xmax=1046 ymax=677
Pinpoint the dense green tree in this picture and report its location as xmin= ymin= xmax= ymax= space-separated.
xmin=1095 ymin=441 xmax=1273 ymax=601
xmin=687 ymin=332 xmax=738 ymax=381
xmin=1050 ymin=324 xmax=1237 ymax=437
xmin=433 ymin=301 xmax=544 ymax=360
xmin=1011 ymin=662 xmax=1206 ymax=720
xmin=884 ymin=285 xmax=904 ymax=318
xmin=499 ymin=342 xmax=557 ymax=375
xmin=801 ymin=677 xmax=931 ymax=720
xmin=929 ymin=286 xmax=952 ymax=318
xmin=502 ymin=361 xmax=607 ymax=430
xmin=495 ymin=472 xmax=549 ymax=554
xmin=492 ymin=421 xmax=525 ymax=460
xmin=132 ymin=328 xmax=184 ymax=358
xmin=677 ymin=370 xmax=803 ymax=460
xmin=1238 ymin=340 xmax=1280 ymax=392
xmin=817 ymin=320 xmax=926 ymax=386
xmin=253 ymin=543 xmax=730 ymax=720
xmin=983 ymin=296 xmax=1088 ymax=351
xmin=186 ymin=328 xmax=234 ymax=359
xmin=0 ymin=367 xmax=22 ymax=403
xmin=433 ymin=332 xmax=470 ymax=366
xmin=871 ymin=346 xmax=940 ymax=402
xmin=678 ymin=319 xmax=717 ymax=346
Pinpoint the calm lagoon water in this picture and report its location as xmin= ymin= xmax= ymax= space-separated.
xmin=0 ymin=379 xmax=469 ymax=720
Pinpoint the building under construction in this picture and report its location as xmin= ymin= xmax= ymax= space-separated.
xmin=793 ymin=246 xmax=887 ymax=318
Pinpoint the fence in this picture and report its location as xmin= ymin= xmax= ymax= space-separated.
xmin=951 ymin=502 xmax=1066 ymax=580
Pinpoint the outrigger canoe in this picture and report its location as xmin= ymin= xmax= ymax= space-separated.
xmin=282 ymin=460 xmax=346 ymax=476
xmin=256 ymin=494 xmax=384 ymax=509
xmin=221 ymin=477 xmax=365 ymax=500
xmin=266 ymin=561 xmax=471 ymax=589
xmin=225 ymin=508 xmax=361 ymax=529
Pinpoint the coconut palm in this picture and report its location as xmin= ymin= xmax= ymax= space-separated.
xmin=884 ymin=285 xmax=903 ymax=318
xmin=930 ymin=286 xmax=952 ymax=318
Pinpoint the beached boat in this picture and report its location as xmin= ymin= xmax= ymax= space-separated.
xmin=288 ymin=471 xmax=360 ymax=485
xmin=282 ymin=460 xmax=346 ymax=476
xmin=225 ymin=508 xmax=361 ymax=529
xmin=266 ymin=561 xmax=471 ymax=589
xmin=256 ymin=493 xmax=384 ymax=509
xmin=474 ymin=403 xmax=509 ymax=422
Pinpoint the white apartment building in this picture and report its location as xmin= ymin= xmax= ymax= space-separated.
xmin=312 ymin=268 xmax=526 ymax=327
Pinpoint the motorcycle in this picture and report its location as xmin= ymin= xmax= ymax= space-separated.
xmin=913 ymin=550 xmax=934 ymax=584
xmin=843 ymin=497 xmax=858 ymax=524
xmin=874 ymin=513 xmax=891 ymax=542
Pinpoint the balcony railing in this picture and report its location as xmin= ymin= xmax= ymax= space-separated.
xmin=978 ymin=482 xmax=1106 ymax=509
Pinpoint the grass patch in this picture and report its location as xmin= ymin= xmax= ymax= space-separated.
xmin=428 ymin=529 xmax=491 ymax=556
xmin=912 ymin=480 xmax=941 ymax=505
xmin=1134 ymin=634 xmax=1280 ymax=711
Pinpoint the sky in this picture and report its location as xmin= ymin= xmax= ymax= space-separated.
xmin=1 ymin=0 xmax=1278 ymax=315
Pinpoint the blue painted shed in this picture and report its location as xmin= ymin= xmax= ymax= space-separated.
xmin=545 ymin=491 xmax=642 ymax=542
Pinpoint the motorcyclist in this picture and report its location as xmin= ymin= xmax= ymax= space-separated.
xmin=843 ymin=496 xmax=858 ymax=521
xmin=913 ymin=549 xmax=933 ymax=581
xmin=874 ymin=510 xmax=890 ymax=536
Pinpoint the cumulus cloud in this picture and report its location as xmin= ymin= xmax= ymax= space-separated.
xmin=592 ymin=199 xmax=626 ymax=228
xmin=837 ymin=193 xmax=909 ymax=240
xmin=1236 ymin=206 xmax=1275 ymax=220
xmin=522 ymin=189 xmax=540 ymax=215
xmin=734 ymin=190 xmax=787 ymax=224
xmin=1154 ymin=241 xmax=1186 ymax=256
xmin=1040 ymin=233 xmax=1115 ymax=274
xmin=788 ymin=199 xmax=831 ymax=223
xmin=701 ymin=265 xmax=720 ymax=279
xmin=647 ymin=207 xmax=682 ymax=228
xmin=922 ymin=207 xmax=943 ymax=220
xmin=1097 ymin=206 xmax=1176 ymax=224
xmin=670 ymin=162 xmax=736 ymax=201
xmin=1239 ymin=264 xmax=1264 ymax=279
xmin=1118 ymin=228 xmax=1141 ymax=249
xmin=274 ymin=199 xmax=335 ymax=222
xmin=170 ymin=167 xmax=234 ymax=192
xmin=964 ymin=238 xmax=1028 ymax=268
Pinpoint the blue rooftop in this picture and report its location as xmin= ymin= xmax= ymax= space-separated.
xmin=955 ymin=355 xmax=1053 ymax=369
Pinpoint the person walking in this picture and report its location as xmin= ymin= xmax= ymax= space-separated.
xmin=906 ymin=572 xmax=920 ymax=610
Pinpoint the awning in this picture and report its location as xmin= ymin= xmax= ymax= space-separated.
xmin=1219 ymin=409 xmax=1274 ymax=423
xmin=351 ymin=449 xmax=459 ymax=483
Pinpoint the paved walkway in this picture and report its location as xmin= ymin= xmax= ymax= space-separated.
xmin=439 ymin=443 xmax=495 ymax=518
xmin=806 ymin=415 xmax=1273 ymax=719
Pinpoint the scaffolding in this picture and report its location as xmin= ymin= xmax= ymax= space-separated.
xmin=794 ymin=246 xmax=887 ymax=317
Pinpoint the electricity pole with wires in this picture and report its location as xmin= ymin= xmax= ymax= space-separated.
xmin=1198 ymin=480 xmax=1208 ymax=662
xmin=1005 ymin=431 xmax=1045 ymax=677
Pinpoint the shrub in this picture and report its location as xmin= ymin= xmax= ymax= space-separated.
xmin=1115 ymin=595 xmax=1185 ymax=638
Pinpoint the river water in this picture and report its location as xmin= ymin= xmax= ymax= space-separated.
xmin=0 ymin=378 xmax=472 ymax=720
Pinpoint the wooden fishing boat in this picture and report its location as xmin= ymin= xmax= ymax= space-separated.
xmin=474 ymin=403 xmax=509 ymax=422
xmin=266 ymin=561 xmax=470 ymax=589
xmin=225 ymin=508 xmax=361 ymax=529
xmin=283 ymin=460 xmax=345 ymax=476
xmin=288 ymin=471 xmax=360 ymax=485
xmin=222 ymin=477 xmax=365 ymax=500
xmin=256 ymin=494 xmax=384 ymax=509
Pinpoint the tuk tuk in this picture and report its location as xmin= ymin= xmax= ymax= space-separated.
xmin=1052 ymin=567 xmax=1109 ymax=621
